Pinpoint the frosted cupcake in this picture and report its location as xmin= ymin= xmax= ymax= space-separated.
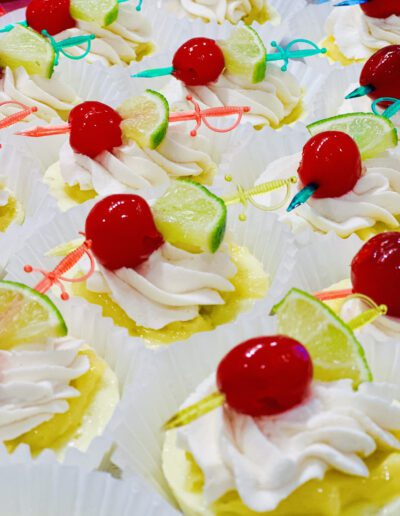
xmin=0 ymin=280 xmax=119 ymax=459
xmin=254 ymin=129 xmax=400 ymax=240
xmin=165 ymin=0 xmax=278 ymax=25
xmin=323 ymin=2 xmax=400 ymax=65
xmin=132 ymin=26 xmax=327 ymax=130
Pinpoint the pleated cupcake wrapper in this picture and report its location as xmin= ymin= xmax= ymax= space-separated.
xmin=156 ymin=0 xmax=307 ymax=27
xmin=288 ymin=230 xmax=400 ymax=385
xmin=0 ymin=463 xmax=177 ymax=515
xmin=128 ymin=14 xmax=331 ymax=128
xmin=287 ymin=2 xmax=334 ymax=54
xmin=111 ymin=315 xmax=278 ymax=505
xmin=0 ymin=143 xmax=58 ymax=276
xmin=0 ymin=288 xmax=154 ymax=469
xmin=5 ymin=191 xmax=297 ymax=337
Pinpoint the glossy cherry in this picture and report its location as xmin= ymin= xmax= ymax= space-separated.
xmin=85 ymin=194 xmax=164 ymax=271
xmin=297 ymin=131 xmax=362 ymax=198
xmin=68 ymin=101 xmax=123 ymax=159
xmin=351 ymin=232 xmax=400 ymax=318
xmin=172 ymin=37 xmax=225 ymax=86
xmin=361 ymin=0 xmax=400 ymax=19
xmin=216 ymin=335 xmax=313 ymax=417
xmin=26 ymin=0 xmax=76 ymax=36
xmin=360 ymin=45 xmax=400 ymax=102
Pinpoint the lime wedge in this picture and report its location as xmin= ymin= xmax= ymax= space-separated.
xmin=117 ymin=90 xmax=169 ymax=150
xmin=70 ymin=0 xmax=119 ymax=26
xmin=153 ymin=179 xmax=227 ymax=253
xmin=307 ymin=113 xmax=398 ymax=160
xmin=0 ymin=24 xmax=55 ymax=78
xmin=272 ymin=288 xmax=372 ymax=386
xmin=0 ymin=280 xmax=67 ymax=350
xmin=219 ymin=26 xmax=266 ymax=84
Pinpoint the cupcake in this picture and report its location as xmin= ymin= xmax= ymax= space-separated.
xmin=323 ymin=2 xmax=400 ymax=66
xmin=131 ymin=25 xmax=327 ymax=130
xmin=30 ymin=91 xmax=239 ymax=211
xmin=111 ymin=287 xmax=400 ymax=515
xmin=5 ymin=184 xmax=296 ymax=346
xmin=250 ymin=128 xmax=400 ymax=240
xmin=0 ymin=279 xmax=119 ymax=459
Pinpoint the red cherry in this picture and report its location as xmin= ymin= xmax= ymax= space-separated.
xmin=361 ymin=0 xmax=400 ymax=19
xmin=26 ymin=0 xmax=76 ymax=36
xmin=216 ymin=336 xmax=313 ymax=417
xmin=351 ymin=232 xmax=400 ymax=318
xmin=360 ymin=45 xmax=400 ymax=103
xmin=172 ymin=38 xmax=225 ymax=86
xmin=297 ymin=131 xmax=362 ymax=198
xmin=68 ymin=101 xmax=123 ymax=159
xmin=85 ymin=194 xmax=164 ymax=271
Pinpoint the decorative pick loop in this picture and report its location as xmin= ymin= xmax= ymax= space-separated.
xmin=0 ymin=101 xmax=38 ymax=130
xmin=287 ymin=182 xmax=318 ymax=212
xmin=163 ymin=392 xmax=225 ymax=430
xmin=15 ymin=123 xmax=71 ymax=137
xmin=42 ymin=30 xmax=96 ymax=67
xmin=344 ymin=294 xmax=387 ymax=331
xmin=223 ymin=176 xmax=298 ymax=221
xmin=267 ymin=39 xmax=327 ymax=72
xmin=371 ymin=97 xmax=400 ymax=120
xmin=345 ymin=84 xmax=375 ymax=100
xmin=24 ymin=235 xmax=95 ymax=301
xmin=168 ymin=95 xmax=250 ymax=136
xmin=131 ymin=66 xmax=174 ymax=79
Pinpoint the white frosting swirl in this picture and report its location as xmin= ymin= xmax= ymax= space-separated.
xmin=176 ymin=374 xmax=400 ymax=512
xmin=56 ymin=3 xmax=153 ymax=66
xmin=167 ymin=0 xmax=269 ymax=24
xmin=256 ymin=153 xmax=400 ymax=237
xmin=57 ymin=127 xmax=216 ymax=195
xmin=0 ymin=336 xmax=89 ymax=442
xmin=162 ymin=65 xmax=302 ymax=129
xmin=0 ymin=67 xmax=81 ymax=122
xmin=86 ymin=242 xmax=237 ymax=329
xmin=325 ymin=6 xmax=400 ymax=60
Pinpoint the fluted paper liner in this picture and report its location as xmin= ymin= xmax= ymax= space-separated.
xmin=0 ymin=463 xmax=177 ymax=515
xmin=0 ymin=144 xmax=57 ymax=275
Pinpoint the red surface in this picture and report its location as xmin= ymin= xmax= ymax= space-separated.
xmin=0 ymin=1 xmax=29 ymax=14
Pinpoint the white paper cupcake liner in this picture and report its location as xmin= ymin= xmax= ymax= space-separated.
xmin=111 ymin=315 xmax=277 ymax=503
xmin=287 ymin=3 xmax=333 ymax=51
xmin=0 ymin=143 xmax=58 ymax=276
xmin=5 ymin=192 xmax=297 ymax=337
xmin=0 ymin=286 xmax=153 ymax=469
xmin=156 ymin=0 xmax=307 ymax=27
xmin=0 ymin=463 xmax=177 ymax=515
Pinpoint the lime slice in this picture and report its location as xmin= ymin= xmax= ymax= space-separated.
xmin=153 ymin=179 xmax=227 ymax=253
xmin=0 ymin=24 xmax=55 ymax=78
xmin=272 ymin=288 xmax=372 ymax=386
xmin=219 ymin=25 xmax=266 ymax=84
xmin=307 ymin=113 xmax=398 ymax=160
xmin=0 ymin=280 xmax=67 ymax=349
xmin=117 ymin=90 xmax=169 ymax=150
xmin=70 ymin=0 xmax=119 ymax=26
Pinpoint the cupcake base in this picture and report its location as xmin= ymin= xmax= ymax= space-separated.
xmin=72 ymin=244 xmax=269 ymax=346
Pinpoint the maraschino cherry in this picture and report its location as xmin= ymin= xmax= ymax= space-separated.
xmin=85 ymin=194 xmax=164 ymax=271
xmin=172 ymin=38 xmax=225 ymax=86
xmin=68 ymin=101 xmax=123 ymax=159
xmin=217 ymin=336 xmax=313 ymax=416
xmin=360 ymin=0 xmax=400 ymax=19
xmin=351 ymin=232 xmax=400 ymax=318
xmin=26 ymin=0 xmax=76 ymax=35
xmin=347 ymin=45 xmax=400 ymax=102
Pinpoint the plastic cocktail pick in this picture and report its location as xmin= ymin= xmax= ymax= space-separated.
xmin=118 ymin=0 xmax=143 ymax=11
xmin=0 ymin=101 xmax=38 ymax=130
xmin=286 ymin=183 xmax=318 ymax=212
xmin=345 ymin=84 xmax=375 ymax=100
xmin=371 ymin=97 xmax=400 ymax=119
xmin=312 ymin=0 xmax=369 ymax=5
xmin=132 ymin=38 xmax=327 ymax=78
